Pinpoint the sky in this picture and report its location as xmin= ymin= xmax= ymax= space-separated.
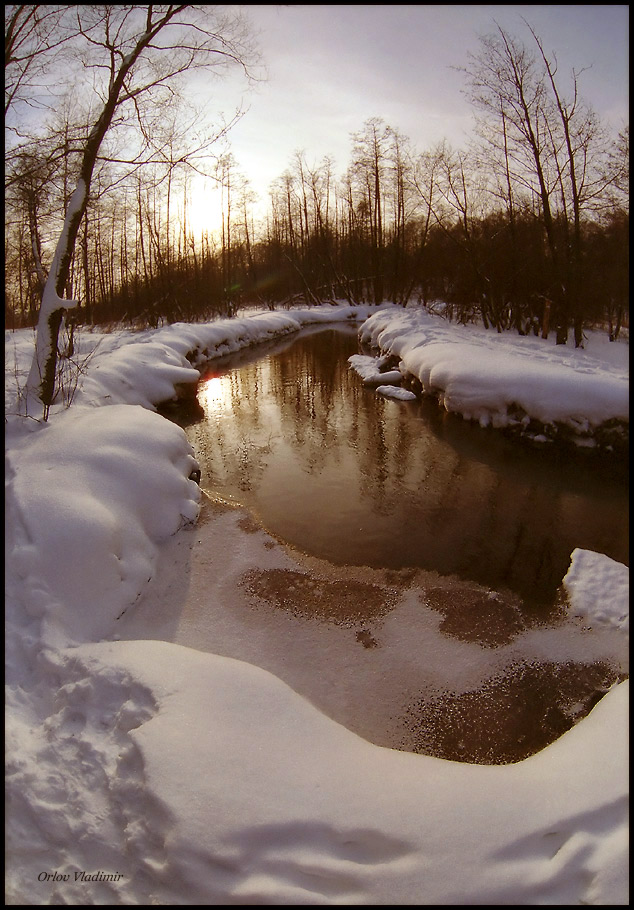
xmin=5 ymin=5 xmax=629 ymax=237
xmin=184 ymin=4 xmax=629 ymax=229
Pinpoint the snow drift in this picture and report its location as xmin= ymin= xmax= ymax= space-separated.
xmin=5 ymin=304 xmax=629 ymax=905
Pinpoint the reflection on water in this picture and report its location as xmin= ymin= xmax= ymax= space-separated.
xmin=199 ymin=375 xmax=229 ymax=412
xmin=185 ymin=326 xmax=628 ymax=608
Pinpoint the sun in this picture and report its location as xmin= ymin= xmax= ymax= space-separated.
xmin=178 ymin=175 xmax=224 ymax=240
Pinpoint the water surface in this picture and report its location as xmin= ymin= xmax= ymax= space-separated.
xmin=184 ymin=326 xmax=628 ymax=608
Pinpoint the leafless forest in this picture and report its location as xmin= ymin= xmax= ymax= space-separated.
xmin=6 ymin=6 xmax=628 ymax=359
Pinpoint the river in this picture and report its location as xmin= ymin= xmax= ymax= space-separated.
xmin=182 ymin=324 xmax=628 ymax=609
xmin=148 ymin=323 xmax=628 ymax=762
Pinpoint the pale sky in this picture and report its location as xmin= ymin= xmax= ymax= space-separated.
xmin=188 ymin=4 xmax=628 ymax=227
xmin=6 ymin=4 xmax=628 ymax=236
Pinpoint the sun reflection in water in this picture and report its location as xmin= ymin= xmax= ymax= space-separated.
xmin=199 ymin=375 xmax=231 ymax=415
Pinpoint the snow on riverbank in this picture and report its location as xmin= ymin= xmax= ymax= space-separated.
xmin=354 ymin=307 xmax=629 ymax=448
xmin=5 ymin=304 xmax=629 ymax=904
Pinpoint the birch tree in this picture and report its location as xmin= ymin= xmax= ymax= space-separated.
xmin=6 ymin=4 xmax=257 ymax=417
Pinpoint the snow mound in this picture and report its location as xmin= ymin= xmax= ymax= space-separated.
xmin=75 ymin=341 xmax=200 ymax=409
xmin=348 ymin=353 xmax=403 ymax=386
xmin=563 ymin=549 xmax=629 ymax=633
xmin=376 ymin=385 xmax=417 ymax=401
xmin=6 ymin=405 xmax=200 ymax=646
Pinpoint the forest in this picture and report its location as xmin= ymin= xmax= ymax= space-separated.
xmin=5 ymin=6 xmax=629 ymax=402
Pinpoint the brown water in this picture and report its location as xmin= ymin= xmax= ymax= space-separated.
xmin=182 ymin=325 xmax=628 ymax=610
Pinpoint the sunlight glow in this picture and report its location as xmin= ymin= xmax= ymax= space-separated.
xmin=199 ymin=375 xmax=231 ymax=414
xmin=179 ymin=177 xmax=224 ymax=240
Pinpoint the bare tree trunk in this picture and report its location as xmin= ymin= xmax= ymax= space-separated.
xmin=25 ymin=14 xmax=171 ymax=412
xmin=23 ymin=4 xmax=250 ymax=413
xmin=82 ymin=208 xmax=91 ymax=323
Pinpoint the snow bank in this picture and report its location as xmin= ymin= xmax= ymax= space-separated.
xmin=75 ymin=341 xmax=201 ymax=410
xmin=6 ymin=636 xmax=629 ymax=906
xmin=68 ymin=306 xmax=391 ymax=410
xmin=358 ymin=308 xmax=629 ymax=443
xmin=6 ymin=405 xmax=200 ymax=648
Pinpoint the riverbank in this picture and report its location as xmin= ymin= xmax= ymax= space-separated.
xmin=354 ymin=306 xmax=629 ymax=455
xmin=5 ymin=303 xmax=629 ymax=904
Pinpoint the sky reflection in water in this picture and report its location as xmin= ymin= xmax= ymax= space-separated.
xmin=187 ymin=327 xmax=628 ymax=608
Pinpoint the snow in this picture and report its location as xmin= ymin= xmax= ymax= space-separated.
xmin=563 ymin=549 xmax=630 ymax=634
xmin=376 ymin=384 xmax=417 ymax=401
xmin=5 ymin=303 xmax=629 ymax=904
xmin=348 ymin=353 xmax=404 ymax=386
xmin=356 ymin=307 xmax=628 ymax=442
xmin=8 ymin=405 xmax=200 ymax=648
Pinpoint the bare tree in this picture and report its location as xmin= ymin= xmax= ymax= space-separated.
xmin=527 ymin=24 xmax=608 ymax=345
xmin=606 ymin=126 xmax=629 ymax=205
xmin=6 ymin=4 xmax=258 ymax=417
xmin=350 ymin=117 xmax=393 ymax=304
xmin=4 ymin=5 xmax=82 ymax=116
xmin=463 ymin=22 xmax=617 ymax=345
xmin=463 ymin=26 xmax=565 ymax=335
xmin=406 ymin=145 xmax=443 ymax=306
xmin=385 ymin=127 xmax=411 ymax=304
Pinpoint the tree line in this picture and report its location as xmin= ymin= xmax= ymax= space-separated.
xmin=4 ymin=8 xmax=629 ymax=414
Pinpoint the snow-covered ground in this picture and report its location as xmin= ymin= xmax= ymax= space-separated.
xmin=5 ymin=303 xmax=629 ymax=904
xmin=353 ymin=306 xmax=629 ymax=447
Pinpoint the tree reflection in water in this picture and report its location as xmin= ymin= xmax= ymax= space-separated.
xmin=185 ymin=326 xmax=628 ymax=612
